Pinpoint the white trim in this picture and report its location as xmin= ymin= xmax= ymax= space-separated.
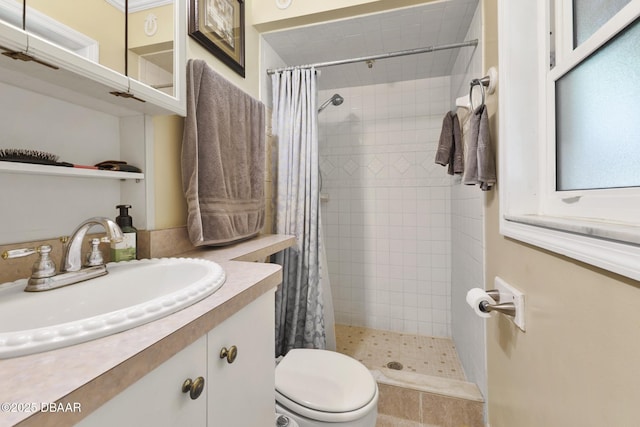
xmin=500 ymin=218 xmax=640 ymax=282
xmin=504 ymin=214 xmax=640 ymax=246
xmin=555 ymin=0 xmax=572 ymax=65
xmin=105 ymin=0 xmax=173 ymax=13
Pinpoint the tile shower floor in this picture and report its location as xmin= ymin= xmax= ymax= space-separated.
xmin=335 ymin=324 xmax=466 ymax=381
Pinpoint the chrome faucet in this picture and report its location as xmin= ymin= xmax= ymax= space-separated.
xmin=1 ymin=217 xmax=124 ymax=292
xmin=61 ymin=217 xmax=123 ymax=272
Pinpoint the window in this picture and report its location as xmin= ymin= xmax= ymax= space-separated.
xmin=545 ymin=3 xmax=640 ymax=225
xmin=498 ymin=0 xmax=640 ymax=281
xmin=572 ymin=0 xmax=632 ymax=47
xmin=555 ymin=23 xmax=640 ymax=192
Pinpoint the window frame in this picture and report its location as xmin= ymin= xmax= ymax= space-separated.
xmin=543 ymin=1 xmax=640 ymax=224
xmin=498 ymin=0 xmax=640 ymax=281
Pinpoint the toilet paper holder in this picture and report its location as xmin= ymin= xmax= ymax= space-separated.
xmin=466 ymin=278 xmax=525 ymax=330
xmin=480 ymin=290 xmax=516 ymax=317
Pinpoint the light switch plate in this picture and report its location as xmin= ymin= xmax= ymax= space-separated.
xmin=494 ymin=277 xmax=525 ymax=331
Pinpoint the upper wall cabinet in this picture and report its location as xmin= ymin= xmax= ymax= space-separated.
xmin=0 ymin=0 xmax=186 ymax=117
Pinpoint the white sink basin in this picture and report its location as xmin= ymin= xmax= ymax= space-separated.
xmin=0 ymin=257 xmax=225 ymax=359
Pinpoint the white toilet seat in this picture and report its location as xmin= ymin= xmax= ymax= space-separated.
xmin=275 ymin=349 xmax=378 ymax=423
xmin=276 ymin=387 xmax=378 ymax=423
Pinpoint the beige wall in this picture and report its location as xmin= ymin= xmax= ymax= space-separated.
xmin=482 ymin=1 xmax=640 ymax=425
xmin=152 ymin=114 xmax=186 ymax=229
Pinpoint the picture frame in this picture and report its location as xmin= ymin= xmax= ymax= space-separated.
xmin=188 ymin=0 xmax=245 ymax=77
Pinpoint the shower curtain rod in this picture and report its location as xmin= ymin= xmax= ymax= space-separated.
xmin=266 ymin=39 xmax=478 ymax=75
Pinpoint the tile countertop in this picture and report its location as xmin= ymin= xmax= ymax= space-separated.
xmin=0 ymin=234 xmax=295 ymax=427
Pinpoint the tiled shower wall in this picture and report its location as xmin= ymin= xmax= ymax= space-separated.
xmin=318 ymin=77 xmax=453 ymax=337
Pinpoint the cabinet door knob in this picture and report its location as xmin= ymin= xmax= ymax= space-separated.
xmin=219 ymin=345 xmax=238 ymax=364
xmin=182 ymin=376 xmax=205 ymax=400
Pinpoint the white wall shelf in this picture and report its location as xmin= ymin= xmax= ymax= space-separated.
xmin=0 ymin=161 xmax=144 ymax=181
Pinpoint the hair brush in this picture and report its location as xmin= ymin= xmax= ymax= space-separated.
xmin=0 ymin=148 xmax=97 ymax=169
xmin=0 ymin=148 xmax=65 ymax=166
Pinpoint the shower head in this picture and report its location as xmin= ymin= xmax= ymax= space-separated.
xmin=318 ymin=93 xmax=344 ymax=113
xmin=331 ymin=94 xmax=344 ymax=106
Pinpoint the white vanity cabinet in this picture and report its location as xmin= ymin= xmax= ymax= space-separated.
xmin=76 ymin=290 xmax=276 ymax=427
xmin=207 ymin=289 xmax=276 ymax=426
xmin=77 ymin=335 xmax=208 ymax=427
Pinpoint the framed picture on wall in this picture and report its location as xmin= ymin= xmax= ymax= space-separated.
xmin=188 ymin=0 xmax=245 ymax=77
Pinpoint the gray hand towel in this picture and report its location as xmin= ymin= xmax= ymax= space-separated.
xmin=181 ymin=59 xmax=266 ymax=246
xmin=435 ymin=112 xmax=464 ymax=175
xmin=463 ymin=105 xmax=496 ymax=190
xmin=451 ymin=113 xmax=463 ymax=175
xmin=462 ymin=107 xmax=479 ymax=185
xmin=476 ymin=105 xmax=496 ymax=190
xmin=435 ymin=111 xmax=454 ymax=167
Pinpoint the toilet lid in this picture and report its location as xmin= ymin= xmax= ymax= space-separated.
xmin=275 ymin=349 xmax=376 ymax=413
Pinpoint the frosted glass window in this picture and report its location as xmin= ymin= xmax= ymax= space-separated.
xmin=573 ymin=0 xmax=631 ymax=46
xmin=556 ymin=18 xmax=640 ymax=191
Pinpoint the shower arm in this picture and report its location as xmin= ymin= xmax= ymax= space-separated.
xmin=318 ymin=98 xmax=333 ymax=112
xmin=318 ymin=94 xmax=343 ymax=113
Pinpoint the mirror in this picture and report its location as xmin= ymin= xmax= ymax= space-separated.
xmin=0 ymin=0 xmax=175 ymax=97
xmin=127 ymin=2 xmax=175 ymax=96
xmin=24 ymin=1 xmax=125 ymax=72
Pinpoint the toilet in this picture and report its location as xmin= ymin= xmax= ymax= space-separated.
xmin=275 ymin=349 xmax=378 ymax=427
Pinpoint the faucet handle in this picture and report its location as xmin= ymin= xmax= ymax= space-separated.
xmin=31 ymin=245 xmax=57 ymax=279
xmin=2 ymin=245 xmax=57 ymax=279
xmin=85 ymin=238 xmax=105 ymax=267
xmin=2 ymin=244 xmax=50 ymax=260
xmin=2 ymin=247 xmax=38 ymax=260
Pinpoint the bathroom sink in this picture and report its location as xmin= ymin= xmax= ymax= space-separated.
xmin=0 ymin=257 xmax=225 ymax=359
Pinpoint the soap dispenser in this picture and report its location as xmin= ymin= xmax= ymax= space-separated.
xmin=111 ymin=204 xmax=137 ymax=261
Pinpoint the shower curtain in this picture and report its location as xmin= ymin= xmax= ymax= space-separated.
xmin=271 ymin=68 xmax=327 ymax=356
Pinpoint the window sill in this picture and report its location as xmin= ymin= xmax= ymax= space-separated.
xmin=500 ymin=215 xmax=640 ymax=281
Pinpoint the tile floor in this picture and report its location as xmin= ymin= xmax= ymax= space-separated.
xmin=335 ymin=324 xmax=466 ymax=381
xmin=335 ymin=324 xmax=484 ymax=427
